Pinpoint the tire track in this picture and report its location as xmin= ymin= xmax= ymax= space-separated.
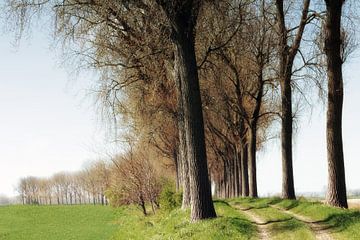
xmin=233 ymin=205 xmax=271 ymax=240
xmin=270 ymin=205 xmax=333 ymax=240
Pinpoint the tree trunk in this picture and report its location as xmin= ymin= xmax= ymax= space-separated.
xmin=139 ymin=197 xmax=147 ymax=216
xmin=159 ymin=0 xmax=216 ymax=221
xmin=248 ymin=67 xmax=264 ymax=198
xmin=101 ymin=193 xmax=104 ymax=206
xmin=174 ymin=150 xmax=181 ymax=192
xmin=181 ymin=148 xmax=191 ymax=209
xmin=174 ymin=21 xmax=216 ymax=221
xmin=174 ymin=49 xmax=190 ymax=209
xmin=280 ymin=73 xmax=296 ymax=199
xmin=248 ymin=127 xmax=258 ymax=197
xmin=241 ymin=142 xmax=249 ymax=197
xmin=235 ymin=148 xmax=242 ymax=197
xmin=324 ymin=0 xmax=348 ymax=208
xmin=276 ymin=0 xmax=296 ymax=200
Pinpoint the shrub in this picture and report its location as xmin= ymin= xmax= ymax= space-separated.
xmin=159 ymin=179 xmax=182 ymax=211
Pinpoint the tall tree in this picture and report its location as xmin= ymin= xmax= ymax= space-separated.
xmin=323 ymin=0 xmax=348 ymax=208
xmin=157 ymin=0 xmax=217 ymax=221
xmin=275 ymin=0 xmax=311 ymax=199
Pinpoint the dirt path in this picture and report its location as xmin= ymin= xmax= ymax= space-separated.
xmin=270 ymin=205 xmax=333 ymax=240
xmin=233 ymin=205 xmax=271 ymax=240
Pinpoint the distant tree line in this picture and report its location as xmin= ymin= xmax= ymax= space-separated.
xmin=17 ymin=147 xmax=163 ymax=215
xmin=17 ymin=161 xmax=110 ymax=206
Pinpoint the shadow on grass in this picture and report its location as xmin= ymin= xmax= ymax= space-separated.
xmin=270 ymin=218 xmax=308 ymax=234
xmin=267 ymin=198 xmax=282 ymax=205
xmin=213 ymin=199 xmax=231 ymax=206
xmin=255 ymin=217 xmax=294 ymax=226
xmin=226 ymin=216 xmax=257 ymax=237
xmin=321 ymin=211 xmax=360 ymax=233
xmin=277 ymin=200 xmax=300 ymax=210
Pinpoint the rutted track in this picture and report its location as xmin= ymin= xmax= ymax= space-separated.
xmin=270 ymin=205 xmax=333 ymax=240
xmin=233 ymin=205 xmax=271 ymax=240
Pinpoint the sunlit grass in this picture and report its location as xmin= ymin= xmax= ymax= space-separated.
xmin=111 ymin=201 xmax=256 ymax=240
xmin=0 ymin=205 xmax=119 ymax=240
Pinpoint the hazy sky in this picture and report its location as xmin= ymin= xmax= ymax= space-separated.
xmin=0 ymin=14 xmax=359 ymax=198
xmin=0 ymin=22 xmax=114 ymax=197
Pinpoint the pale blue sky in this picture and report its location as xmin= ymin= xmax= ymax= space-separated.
xmin=0 ymin=11 xmax=359 ymax=198
xmin=0 ymin=22 xmax=113 ymax=196
xmin=258 ymin=54 xmax=360 ymax=196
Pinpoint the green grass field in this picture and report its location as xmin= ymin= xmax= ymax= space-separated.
xmin=0 ymin=198 xmax=359 ymax=240
xmin=0 ymin=205 xmax=120 ymax=240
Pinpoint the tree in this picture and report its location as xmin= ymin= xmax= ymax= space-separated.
xmin=157 ymin=0 xmax=216 ymax=221
xmin=275 ymin=0 xmax=312 ymax=199
xmin=244 ymin=0 xmax=275 ymax=198
xmin=108 ymin=150 xmax=161 ymax=215
xmin=323 ymin=0 xmax=348 ymax=208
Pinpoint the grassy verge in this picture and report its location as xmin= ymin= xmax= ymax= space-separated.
xmin=0 ymin=205 xmax=119 ymax=240
xmin=111 ymin=200 xmax=256 ymax=240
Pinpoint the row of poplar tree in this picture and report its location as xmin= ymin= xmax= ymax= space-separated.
xmin=4 ymin=0 xmax=355 ymax=221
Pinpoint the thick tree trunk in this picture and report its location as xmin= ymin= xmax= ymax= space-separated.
xmin=324 ymin=0 xmax=348 ymax=208
xmin=177 ymin=38 xmax=216 ymax=219
xmin=248 ymin=127 xmax=258 ymax=197
xmin=160 ymin=0 xmax=216 ymax=221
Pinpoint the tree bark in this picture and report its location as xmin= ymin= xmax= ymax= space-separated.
xmin=174 ymin=48 xmax=191 ymax=209
xmin=177 ymin=38 xmax=216 ymax=220
xmin=324 ymin=0 xmax=348 ymax=208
